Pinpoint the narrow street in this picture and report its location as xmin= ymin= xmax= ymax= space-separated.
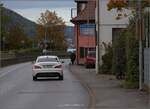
xmin=1 ymin=0 xmax=149 ymax=109
xmin=0 ymin=60 xmax=90 ymax=109
xmin=0 ymin=60 xmax=148 ymax=109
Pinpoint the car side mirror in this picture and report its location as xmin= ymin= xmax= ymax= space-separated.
xmin=61 ymin=61 xmax=64 ymax=63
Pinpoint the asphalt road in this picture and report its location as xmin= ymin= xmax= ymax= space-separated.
xmin=0 ymin=59 xmax=89 ymax=109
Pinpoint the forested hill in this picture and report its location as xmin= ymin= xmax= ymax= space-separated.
xmin=2 ymin=7 xmax=74 ymax=46
xmin=1 ymin=7 xmax=37 ymax=37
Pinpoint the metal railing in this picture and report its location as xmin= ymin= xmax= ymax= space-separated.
xmin=0 ymin=51 xmax=69 ymax=67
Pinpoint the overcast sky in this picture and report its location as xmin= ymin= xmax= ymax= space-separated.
xmin=1 ymin=0 xmax=76 ymax=26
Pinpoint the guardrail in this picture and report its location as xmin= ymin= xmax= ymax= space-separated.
xmin=0 ymin=51 xmax=69 ymax=67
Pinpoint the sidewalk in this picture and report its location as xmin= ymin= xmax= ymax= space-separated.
xmin=69 ymin=65 xmax=149 ymax=109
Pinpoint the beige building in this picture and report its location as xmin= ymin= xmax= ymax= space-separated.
xmin=96 ymin=0 xmax=131 ymax=73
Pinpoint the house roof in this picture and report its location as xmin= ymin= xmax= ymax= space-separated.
xmin=71 ymin=0 xmax=96 ymax=23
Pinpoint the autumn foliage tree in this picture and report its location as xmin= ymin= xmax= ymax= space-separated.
xmin=0 ymin=4 xmax=11 ymax=50
xmin=107 ymin=0 xmax=128 ymax=11
xmin=6 ymin=23 xmax=32 ymax=50
xmin=1 ymin=5 xmax=33 ymax=51
xmin=107 ymin=0 xmax=150 ymax=11
xmin=107 ymin=0 xmax=150 ymax=20
xmin=36 ymin=10 xmax=67 ymax=50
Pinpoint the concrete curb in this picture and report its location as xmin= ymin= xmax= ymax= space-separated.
xmin=69 ymin=65 xmax=96 ymax=109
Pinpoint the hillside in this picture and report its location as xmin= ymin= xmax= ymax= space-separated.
xmin=1 ymin=7 xmax=37 ymax=37
xmin=1 ymin=7 xmax=74 ymax=47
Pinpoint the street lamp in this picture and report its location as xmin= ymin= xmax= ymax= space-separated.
xmin=43 ymin=24 xmax=51 ymax=55
xmin=43 ymin=24 xmax=47 ymax=55
xmin=43 ymin=23 xmax=55 ymax=54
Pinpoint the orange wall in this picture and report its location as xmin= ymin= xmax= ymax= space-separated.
xmin=78 ymin=35 xmax=95 ymax=47
xmin=74 ymin=24 xmax=96 ymax=64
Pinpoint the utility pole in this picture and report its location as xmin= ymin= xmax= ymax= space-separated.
xmin=96 ymin=0 xmax=100 ymax=74
xmin=44 ymin=24 xmax=47 ymax=55
xmin=137 ymin=0 xmax=143 ymax=90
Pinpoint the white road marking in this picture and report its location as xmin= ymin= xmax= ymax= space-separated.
xmin=58 ymin=103 xmax=85 ymax=107
xmin=0 ymin=63 xmax=29 ymax=78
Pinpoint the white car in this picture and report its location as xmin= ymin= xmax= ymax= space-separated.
xmin=32 ymin=55 xmax=63 ymax=80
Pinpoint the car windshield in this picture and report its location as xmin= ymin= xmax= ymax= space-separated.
xmin=37 ymin=57 xmax=58 ymax=62
xmin=88 ymin=51 xmax=96 ymax=57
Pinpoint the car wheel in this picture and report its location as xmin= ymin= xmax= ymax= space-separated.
xmin=33 ymin=76 xmax=37 ymax=81
xmin=59 ymin=75 xmax=63 ymax=80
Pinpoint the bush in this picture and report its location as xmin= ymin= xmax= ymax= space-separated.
xmin=125 ymin=31 xmax=139 ymax=88
xmin=112 ymin=17 xmax=139 ymax=88
xmin=112 ymin=30 xmax=126 ymax=79
xmin=14 ymin=48 xmax=42 ymax=58
xmin=101 ymin=42 xmax=113 ymax=74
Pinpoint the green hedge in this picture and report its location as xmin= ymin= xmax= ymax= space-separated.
xmin=100 ymin=17 xmax=140 ymax=88
xmin=112 ymin=30 xmax=126 ymax=79
xmin=101 ymin=43 xmax=113 ymax=74
xmin=125 ymin=31 xmax=139 ymax=88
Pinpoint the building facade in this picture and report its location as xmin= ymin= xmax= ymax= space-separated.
xmin=71 ymin=0 xmax=96 ymax=64
xmin=96 ymin=0 xmax=131 ymax=72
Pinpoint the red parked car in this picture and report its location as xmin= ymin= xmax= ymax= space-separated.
xmin=85 ymin=51 xmax=96 ymax=68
